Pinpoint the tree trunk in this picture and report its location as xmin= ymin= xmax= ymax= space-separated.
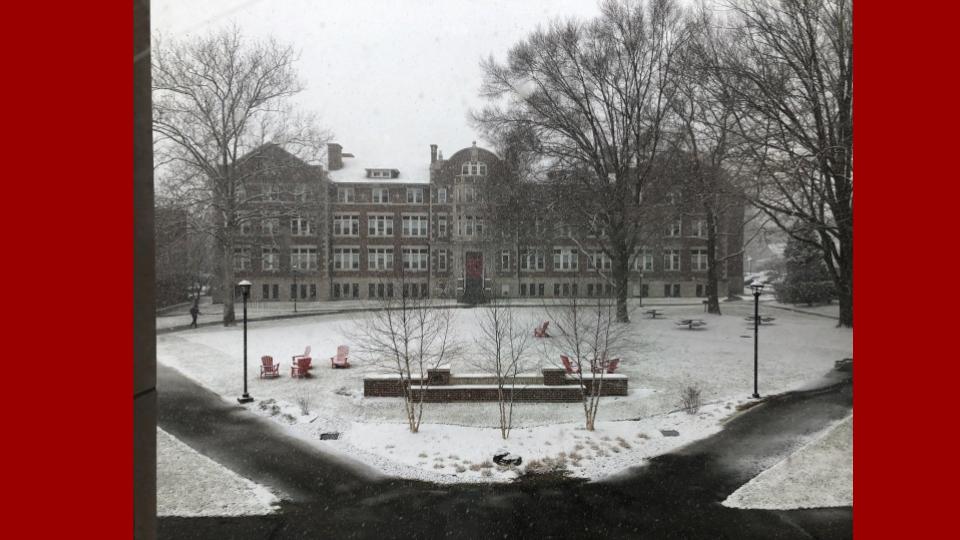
xmin=613 ymin=243 xmax=630 ymax=323
xmin=836 ymin=226 xmax=853 ymax=328
xmin=220 ymin=237 xmax=236 ymax=325
xmin=705 ymin=208 xmax=721 ymax=315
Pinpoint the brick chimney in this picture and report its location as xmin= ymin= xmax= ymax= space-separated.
xmin=327 ymin=143 xmax=343 ymax=170
xmin=430 ymin=144 xmax=438 ymax=164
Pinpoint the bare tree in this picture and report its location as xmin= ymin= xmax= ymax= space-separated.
xmin=474 ymin=0 xmax=689 ymax=322
xmin=352 ymin=271 xmax=460 ymax=433
xmin=471 ymin=299 xmax=533 ymax=439
xmin=699 ymin=0 xmax=853 ymax=326
xmin=152 ymin=26 xmax=331 ymax=325
xmin=546 ymin=292 xmax=633 ymax=431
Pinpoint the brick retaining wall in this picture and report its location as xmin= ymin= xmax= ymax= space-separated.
xmin=363 ymin=368 xmax=628 ymax=401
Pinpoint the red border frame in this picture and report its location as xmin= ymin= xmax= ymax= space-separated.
xmin=4 ymin=2 xmax=131 ymax=538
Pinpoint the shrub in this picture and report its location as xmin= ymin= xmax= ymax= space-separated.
xmin=679 ymin=384 xmax=703 ymax=414
xmin=296 ymin=395 xmax=312 ymax=416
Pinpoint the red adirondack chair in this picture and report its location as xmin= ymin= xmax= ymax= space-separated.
xmin=291 ymin=356 xmax=311 ymax=378
xmin=330 ymin=345 xmax=351 ymax=369
xmin=260 ymin=356 xmax=280 ymax=378
xmin=561 ymin=354 xmax=579 ymax=374
xmin=604 ymin=358 xmax=620 ymax=374
xmin=293 ymin=346 xmax=312 ymax=370
xmin=534 ymin=321 xmax=551 ymax=338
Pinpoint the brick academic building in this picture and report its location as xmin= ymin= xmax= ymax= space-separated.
xmin=228 ymin=142 xmax=744 ymax=303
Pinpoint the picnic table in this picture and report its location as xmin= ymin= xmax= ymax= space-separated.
xmin=743 ymin=315 xmax=777 ymax=325
xmin=645 ymin=309 xmax=664 ymax=319
xmin=676 ymin=318 xmax=707 ymax=330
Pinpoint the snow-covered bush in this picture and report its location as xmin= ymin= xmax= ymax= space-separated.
xmin=679 ymin=384 xmax=703 ymax=414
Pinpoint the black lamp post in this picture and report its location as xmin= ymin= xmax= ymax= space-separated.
xmin=292 ymin=268 xmax=298 ymax=313
xmin=237 ymin=280 xmax=254 ymax=404
xmin=750 ymin=281 xmax=765 ymax=399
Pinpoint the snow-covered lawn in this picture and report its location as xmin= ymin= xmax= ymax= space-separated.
xmin=157 ymin=302 xmax=851 ymax=483
xmin=723 ymin=415 xmax=853 ymax=509
xmin=157 ymin=428 xmax=280 ymax=516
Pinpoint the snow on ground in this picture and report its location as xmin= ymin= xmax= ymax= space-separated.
xmin=157 ymin=428 xmax=280 ymax=516
xmin=723 ymin=415 xmax=852 ymax=509
xmin=157 ymin=301 xmax=851 ymax=483
xmin=336 ymin=405 xmax=730 ymax=483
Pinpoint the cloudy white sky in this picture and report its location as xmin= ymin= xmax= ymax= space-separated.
xmin=152 ymin=0 xmax=604 ymax=176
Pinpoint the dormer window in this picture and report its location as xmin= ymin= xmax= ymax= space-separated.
xmin=461 ymin=161 xmax=487 ymax=176
xmin=367 ymin=168 xmax=399 ymax=179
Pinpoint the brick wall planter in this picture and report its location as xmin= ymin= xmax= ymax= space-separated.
xmin=363 ymin=368 xmax=628 ymax=402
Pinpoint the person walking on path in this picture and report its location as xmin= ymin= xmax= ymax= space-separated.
xmin=189 ymin=304 xmax=200 ymax=328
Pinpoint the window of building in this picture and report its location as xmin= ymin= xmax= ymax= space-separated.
xmin=290 ymin=246 xmax=318 ymax=270
xmin=437 ymin=249 xmax=448 ymax=271
xmin=500 ymin=250 xmax=510 ymax=271
xmin=261 ymin=247 xmax=279 ymax=271
xmin=696 ymin=283 xmax=704 ymax=297
xmin=291 ymin=284 xmax=298 ymax=299
xmin=664 ymin=249 xmax=680 ymax=271
xmin=240 ymin=221 xmax=252 ymax=235
xmin=691 ymin=249 xmax=708 ymax=271
xmin=367 ymin=247 xmax=394 ymax=271
xmin=693 ymin=219 xmax=707 ymax=238
xmin=457 ymin=215 xmax=482 ymax=237
xmin=406 ymin=188 xmax=424 ymax=204
xmin=333 ymin=214 xmax=359 ymax=236
xmin=333 ymin=247 xmax=360 ymax=270
xmin=265 ymin=184 xmax=281 ymax=202
xmin=668 ymin=219 xmax=682 ymax=237
xmin=261 ymin=218 xmax=279 ymax=236
xmin=402 ymin=215 xmax=428 ymax=237
xmin=290 ymin=217 xmax=313 ymax=236
xmin=520 ymin=283 xmax=528 ymax=297
xmin=261 ymin=284 xmax=269 ymax=298
xmin=520 ymin=249 xmax=545 ymax=271
xmin=368 ymin=214 xmax=394 ymax=237
xmin=554 ymin=283 xmax=561 ymax=297
xmin=553 ymin=248 xmax=579 ymax=271
xmin=437 ymin=188 xmax=447 ymax=204
xmin=633 ymin=248 xmax=653 ymax=271
xmin=371 ymin=187 xmax=389 ymax=203
xmin=589 ymin=251 xmax=612 ymax=271
xmin=460 ymin=161 xmax=487 ymax=176
xmin=337 ymin=187 xmax=355 ymax=203
xmin=402 ymin=248 xmax=429 ymax=271
xmin=501 ymin=284 xmax=510 ymax=297
xmin=233 ymin=247 xmax=251 ymax=271
xmin=333 ymin=283 xmax=342 ymax=299
xmin=437 ymin=215 xmax=447 ymax=237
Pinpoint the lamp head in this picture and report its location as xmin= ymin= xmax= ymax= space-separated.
xmin=238 ymin=280 xmax=252 ymax=298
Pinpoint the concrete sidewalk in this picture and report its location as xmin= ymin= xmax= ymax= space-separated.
xmin=156 ymin=296 xmax=721 ymax=332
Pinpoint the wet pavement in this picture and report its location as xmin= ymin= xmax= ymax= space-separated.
xmin=158 ymin=364 xmax=852 ymax=539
